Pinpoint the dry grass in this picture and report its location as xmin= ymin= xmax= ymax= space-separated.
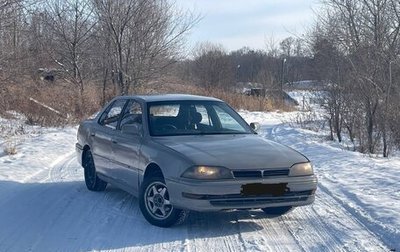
xmin=0 ymin=76 xmax=294 ymax=127
xmin=1 ymin=80 xmax=106 ymax=126
xmin=4 ymin=145 xmax=17 ymax=155
xmin=136 ymin=81 xmax=294 ymax=112
xmin=3 ymin=139 xmax=17 ymax=155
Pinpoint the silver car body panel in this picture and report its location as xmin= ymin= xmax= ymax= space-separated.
xmin=153 ymin=134 xmax=308 ymax=169
xmin=76 ymin=94 xmax=317 ymax=211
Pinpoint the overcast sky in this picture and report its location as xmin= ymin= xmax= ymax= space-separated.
xmin=175 ymin=0 xmax=318 ymax=52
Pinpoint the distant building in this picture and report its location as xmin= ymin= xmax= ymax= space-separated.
xmin=236 ymin=82 xmax=298 ymax=106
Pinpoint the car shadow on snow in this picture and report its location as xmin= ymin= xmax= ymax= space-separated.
xmin=0 ymin=180 xmax=269 ymax=251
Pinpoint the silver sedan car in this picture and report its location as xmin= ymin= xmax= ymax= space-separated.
xmin=76 ymin=94 xmax=317 ymax=227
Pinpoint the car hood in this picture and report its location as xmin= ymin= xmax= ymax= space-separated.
xmin=153 ymin=134 xmax=308 ymax=170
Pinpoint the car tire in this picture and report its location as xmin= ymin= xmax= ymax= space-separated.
xmin=83 ymin=150 xmax=107 ymax=191
xmin=139 ymin=175 xmax=188 ymax=227
xmin=261 ymin=206 xmax=293 ymax=218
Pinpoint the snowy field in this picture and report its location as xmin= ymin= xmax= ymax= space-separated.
xmin=0 ymin=108 xmax=399 ymax=251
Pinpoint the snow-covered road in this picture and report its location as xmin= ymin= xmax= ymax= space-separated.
xmin=0 ymin=112 xmax=398 ymax=251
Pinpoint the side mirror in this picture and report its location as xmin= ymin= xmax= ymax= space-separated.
xmin=121 ymin=123 xmax=141 ymax=136
xmin=250 ymin=122 xmax=260 ymax=132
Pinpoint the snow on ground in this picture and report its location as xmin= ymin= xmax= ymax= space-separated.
xmin=0 ymin=107 xmax=398 ymax=251
xmin=240 ymin=110 xmax=400 ymax=251
xmin=0 ymin=111 xmax=44 ymax=158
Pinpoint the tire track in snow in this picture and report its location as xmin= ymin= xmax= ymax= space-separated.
xmin=283 ymin=190 xmax=387 ymax=251
xmin=17 ymin=151 xmax=76 ymax=184
xmin=185 ymin=211 xmax=247 ymax=252
xmin=48 ymin=152 xmax=80 ymax=182
xmin=264 ymin=123 xmax=388 ymax=251
xmin=318 ymin=182 xmax=397 ymax=251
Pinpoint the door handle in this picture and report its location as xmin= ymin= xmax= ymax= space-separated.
xmin=90 ymin=132 xmax=95 ymax=137
xmin=112 ymin=140 xmax=118 ymax=144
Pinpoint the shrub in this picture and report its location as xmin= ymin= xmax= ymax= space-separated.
xmin=3 ymin=139 xmax=17 ymax=155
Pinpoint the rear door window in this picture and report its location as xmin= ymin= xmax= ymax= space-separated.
xmin=119 ymin=100 xmax=143 ymax=129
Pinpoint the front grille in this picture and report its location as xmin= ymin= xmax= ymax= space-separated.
xmin=207 ymin=190 xmax=313 ymax=207
xmin=263 ymin=169 xmax=289 ymax=177
xmin=232 ymin=170 xmax=262 ymax=178
xmin=182 ymin=190 xmax=314 ymax=207
xmin=210 ymin=196 xmax=308 ymax=207
xmin=232 ymin=169 xmax=289 ymax=179
xmin=183 ymin=190 xmax=313 ymax=200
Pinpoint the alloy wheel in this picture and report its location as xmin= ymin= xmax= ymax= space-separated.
xmin=144 ymin=181 xmax=173 ymax=220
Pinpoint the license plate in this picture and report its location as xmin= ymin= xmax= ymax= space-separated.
xmin=241 ymin=183 xmax=288 ymax=196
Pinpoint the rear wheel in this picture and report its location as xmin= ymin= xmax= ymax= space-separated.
xmin=261 ymin=206 xmax=293 ymax=218
xmin=83 ymin=150 xmax=107 ymax=191
xmin=139 ymin=175 xmax=187 ymax=227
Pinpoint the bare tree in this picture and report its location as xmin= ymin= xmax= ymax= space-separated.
xmin=0 ymin=0 xmax=26 ymax=83
xmin=43 ymin=0 xmax=97 ymax=111
xmin=94 ymin=0 xmax=198 ymax=94
xmin=229 ymin=47 xmax=266 ymax=83
xmin=189 ymin=42 xmax=234 ymax=91
xmin=314 ymin=0 xmax=400 ymax=156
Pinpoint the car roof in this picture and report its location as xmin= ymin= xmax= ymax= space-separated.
xmin=116 ymin=94 xmax=223 ymax=103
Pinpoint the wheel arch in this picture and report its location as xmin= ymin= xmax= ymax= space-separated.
xmin=81 ymin=145 xmax=91 ymax=164
xmin=143 ymin=163 xmax=164 ymax=181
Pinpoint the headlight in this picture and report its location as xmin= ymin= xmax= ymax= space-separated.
xmin=289 ymin=162 xmax=313 ymax=176
xmin=181 ymin=166 xmax=233 ymax=180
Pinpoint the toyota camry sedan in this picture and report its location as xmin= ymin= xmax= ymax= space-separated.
xmin=76 ymin=94 xmax=317 ymax=227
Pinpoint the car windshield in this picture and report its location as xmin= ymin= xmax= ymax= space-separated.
xmin=148 ymin=101 xmax=253 ymax=136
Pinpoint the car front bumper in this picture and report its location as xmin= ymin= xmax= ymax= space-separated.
xmin=166 ymin=175 xmax=317 ymax=211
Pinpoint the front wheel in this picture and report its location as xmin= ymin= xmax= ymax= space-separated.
xmin=261 ymin=206 xmax=293 ymax=218
xmin=139 ymin=176 xmax=187 ymax=227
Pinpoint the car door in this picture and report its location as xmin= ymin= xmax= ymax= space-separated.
xmin=91 ymin=98 xmax=127 ymax=176
xmin=110 ymin=99 xmax=143 ymax=195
